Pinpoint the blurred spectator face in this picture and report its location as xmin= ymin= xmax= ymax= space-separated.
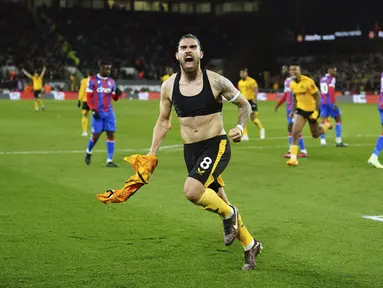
xmin=176 ymin=38 xmax=203 ymax=73
xmin=281 ymin=65 xmax=289 ymax=77
xmin=289 ymin=65 xmax=301 ymax=79
xmin=166 ymin=67 xmax=173 ymax=75
xmin=100 ymin=64 xmax=112 ymax=77
xmin=328 ymin=67 xmax=337 ymax=77
xmin=239 ymin=69 xmax=248 ymax=79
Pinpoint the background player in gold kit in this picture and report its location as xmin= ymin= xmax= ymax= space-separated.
xmin=287 ymin=64 xmax=332 ymax=166
xmin=22 ymin=66 xmax=46 ymax=111
xmin=77 ymin=70 xmax=94 ymax=136
xmin=238 ymin=68 xmax=265 ymax=140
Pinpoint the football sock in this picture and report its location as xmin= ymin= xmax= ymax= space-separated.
xmin=335 ymin=122 xmax=342 ymax=143
xmin=81 ymin=113 xmax=88 ymax=133
xmin=288 ymin=133 xmax=292 ymax=150
xmin=243 ymin=124 xmax=248 ymax=136
xmin=373 ymin=134 xmax=383 ymax=157
xmin=196 ymin=188 xmax=233 ymax=219
xmin=87 ymin=137 xmax=98 ymax=153
xmin=237 ymin=214 xmax=255 ymax=251
xmin=106 ymin=138 xmax=115 ymax=162
xmin=34 ymin=100 xmax=39 ymax=111
xmin=298 ymin=134 xmax=306 ymax=152
xmin=290 ymin=144 xmax=298 ymax=160
xmin=253 ymin=118 xmax=263 ymax=130
xmin=39 ymin=98 xmax=45 ymax=108
xmin=320 ymin=133 xmax=326 ymax=140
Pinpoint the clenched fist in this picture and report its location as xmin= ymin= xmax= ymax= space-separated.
xmin=229 ymin=127 xmax=242 ymax=143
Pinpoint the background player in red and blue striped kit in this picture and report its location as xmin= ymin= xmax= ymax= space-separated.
xmin=275 ymin=65 xmax=307 ymax=158
xmin=319 ymin=66 xmax=347 ymax=147
xmin=85 ymin=60 xmax=120 ymax=167
xmin=368 ymin=72 xmax=383 ymax=168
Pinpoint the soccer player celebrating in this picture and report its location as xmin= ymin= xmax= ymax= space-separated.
xmin=319 ymin=66 xmax=347 ymax=147
xmin=367 ymin=72 xmax=383 ymax=168
xmin=85 ymin=60 xmax=119 ymax=167
xmin=238 ymin=68 xmax=265 ymax=140
xmin=77 ymin=70 xmax=94 ymax=137
xmin=275 ymin=65 xmax=308 ymax=158
xmin=147 ymin=34 xmax=262 ymax=270
xmin=286 ymin=64 xmax=332 ymax=166
xmin=22 ymin=66 xmax=46 ymax=111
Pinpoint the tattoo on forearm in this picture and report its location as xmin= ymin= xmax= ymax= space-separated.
xmin=238 ymin=104 xmax=250 ymax=127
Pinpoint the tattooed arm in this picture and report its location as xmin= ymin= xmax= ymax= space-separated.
xmin=212 ymin=73 xmax=251 ymax=141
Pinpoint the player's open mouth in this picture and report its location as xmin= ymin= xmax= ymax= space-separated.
xmin=185 ymin=56 xmax=194 ymax=62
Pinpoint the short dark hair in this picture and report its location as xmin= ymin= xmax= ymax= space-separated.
xmin=178 ymin=34 xmax=202 ymax=49
xmin=240 ymin=68 xmax=248 ymax=72
xmin=290 ymin=63 xmax=300 ymax=68
xmin=327 ymin=65 xmax=336 ymax=72
xmin=87 ymin=70 xmax=95 ymax=76
xmin=99 ymin=59 xmax=112 ymax=66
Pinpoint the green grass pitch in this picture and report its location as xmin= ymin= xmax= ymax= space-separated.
xmin=0 ymin=100 xmax=382 ymax=288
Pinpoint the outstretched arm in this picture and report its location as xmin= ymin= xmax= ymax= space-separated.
xmin=275 ymin=93 xmax=287 ymax=111
xmin=148 ymin=83 xmax=172 ymax=155
xmin=21 ymin=69 xmax=32 ymax=79
xmin=40 ymin=66 xmax=46 ymax=78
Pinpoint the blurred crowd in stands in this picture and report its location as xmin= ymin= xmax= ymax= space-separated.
xmin=1 ymin=2 xmax=382 ymax=94
xmin=272 ymin=53 xmax=383 ymax=94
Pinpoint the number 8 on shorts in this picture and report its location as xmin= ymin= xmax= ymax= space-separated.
xmin=200 ymin=157 xmax=212 ymax=169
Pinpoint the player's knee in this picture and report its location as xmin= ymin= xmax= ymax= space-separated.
xmin=288 ymin=125 xmax=293 ymax=133
xmin=184 ymin=178 xmax=205 ymax=203
xmin=292 ymin=130 xmax=300 ymax=139
xmin=312 ymin=129 xmax=321 ymax=138
xmin=92 ymin=133 xmax=101 ymax=141
xmin=106 ymin=132 xmax=114 ymax=140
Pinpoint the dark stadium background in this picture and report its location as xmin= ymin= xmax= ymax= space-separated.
xmin=1 ymin=1 xmax=383 ymax=288
xmin=1 ymin=0 xmax=382 ymax=95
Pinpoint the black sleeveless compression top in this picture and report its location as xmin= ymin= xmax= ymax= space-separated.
xmin=172 ymin=69 xmax=223 ymax=118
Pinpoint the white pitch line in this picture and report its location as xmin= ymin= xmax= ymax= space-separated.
xmin=0 ymin=141 xmax=375 ymax=156
xmin=239 ymin=142 xmax=374 ymax=150
xmin=247 ymin=134 xmax=378 ymax=141
xmin=363 ymin=216 xmax=383 ymax=222
xmin=0 ymin=144 xmax=183 ymax=156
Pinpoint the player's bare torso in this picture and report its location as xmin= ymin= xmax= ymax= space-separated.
xmin=165 ymin=70 xmax=226 ymax=144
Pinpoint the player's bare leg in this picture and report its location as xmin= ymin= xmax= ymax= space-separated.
xmin=85 ymin=133 xmax=101 ymax=165
xmin=217 ymin=187 xmax=262 ymax=270
xmin=81 ymin=110 xmax=89 ymax=137
xmin=184 ymin=177 xmax=238 ymax=246
xmin=284 ymin=123 xmax=293 ymax=158
xmin=287 ymin=114 xmax=305 ymax=166
xmin=334 ymin=115 xmax=348 ymax=147
xmin=250 ymin=112 xmax=265 ymax=140
xmin=105 ymin=131 xmax=118 ymax=167
xmin=309 ymin=120 xmax=332 ymax=139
